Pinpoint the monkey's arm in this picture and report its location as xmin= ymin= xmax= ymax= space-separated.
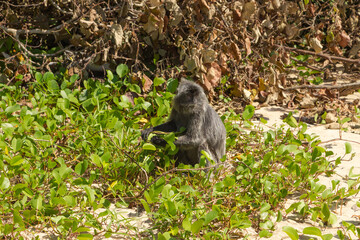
xmin=141 ymin=120 xmax=177 ymax=140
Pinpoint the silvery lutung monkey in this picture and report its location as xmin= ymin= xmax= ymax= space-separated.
xmin=141 ymin=78 xmax=226 ymax=167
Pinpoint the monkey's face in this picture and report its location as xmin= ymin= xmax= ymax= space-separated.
xmin=173 ymin=80 xmax=207 ymax=113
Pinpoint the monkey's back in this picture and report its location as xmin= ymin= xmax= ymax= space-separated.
xmin=203 ymin=105 xmax=226 ymax=162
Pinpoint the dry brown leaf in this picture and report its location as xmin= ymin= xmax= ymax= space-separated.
xmin=241 ymin=1 xmax=256 ymax=21
xmin=205 ymin=62 xmax=221 ymax=88
xmin=233 ymin=9 xmax=241 ymax=23
xmin=143 ymin=13 xmax=161 ymax=34
xmin=202 ymin=49 xmax=216 ymax=63
xmin=258 ymin=77 xmax=266 ymax=91
xmin=329 ymin=44 xmax=343 ymax=55
xmin=285 ymin=24 xmax=298 ymax=39
xmin=142 ymin=74 xmax=153 ymax=92
xmin=165 ymin=0 xmax=183 ymax=26
xmin=149 ymin=0 xmax=162 ymax=8
xmin=271 ymin=0 xmax=280 ymax=9
xmin=110 ymin=24 xmax=124 ymax=48
xmin=338 ymin=31 xmax=351 ymax=48
xmin=310 ymin=37 xmax=323 ymax=53
xmin=198 ymin=0 xmax=210 ymax=10
xmin=200 ymin=73 xmax=212 ymax=92
xmin=245 ymin=37 xmax=251 ymax=56
xmin=218 ymin=53 xmax=229 ymax=74
xmin=229 ymin=42 xmax=241 ymax=62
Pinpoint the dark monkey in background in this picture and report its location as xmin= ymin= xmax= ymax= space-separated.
xmin=141 ymin=79 xmax=226 ymax=167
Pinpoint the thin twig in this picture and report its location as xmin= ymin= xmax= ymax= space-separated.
xmin=285 ymin=82 xmax=360 ymax=91
xmin=137 ymin=162 xmax=224 ymax=198
xmin=0 ymin=1 xmax=44 ymax=7
xmin=103 ymin=130 xmax=149 ymax=185
xmin=290 ymin=57 xmax=323 ymax=72
xmin=278 ymin=45 xmax=360 ymax=65
xmin=318 ymin=138 xmax=360 ymax=146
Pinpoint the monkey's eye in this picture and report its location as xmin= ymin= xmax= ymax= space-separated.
xmin=188 ymin=88 xmax=196 ymax=94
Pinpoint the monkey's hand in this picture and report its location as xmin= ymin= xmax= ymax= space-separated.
xmin=141 ymin=128 xmax=153 ymax=141
xmin=150 ymin=135 xmax=167 ymax=147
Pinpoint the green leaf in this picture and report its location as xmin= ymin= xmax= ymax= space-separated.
xmin=203 ymin=211 xmax=218 ymax=225
xmin=191 ymin=219 xmax=204 ymax=234
xmin=107 ymin=70 xmax=114 ymax=81
xmin=2 ymin=123 xmax=14 ymax=136
xmin=0 ymin=176 xmax=10 ymax=190
xmin=77 ymin=233 xmax=93 ymax=240
xmin=154 ymin=77 xmax=166 ymax=87
xmin=260 ymin=202 xmax=271 ymax=213
xmin=282 ymin=226 xmax=299 ymax=240
xmin=303 ymin=227 xmax=322 ymax=236
xmin=10 ymin=155 xmax=24 ymax=166
xmin=35 ymin=72 xmax=43 ymax=83
xmin=129 ymin=84 xmax=141 ymax=94
xmin=283 ymin=113 xmax=298 ymax=127
xmin=322 ymin=203 xmax=330 ymax=220
xmin=47 ymin=80 xmax=59 ymax=91
xmin=182 ymin=217 xmax=191 ymax=232
xmin=179 ymin=185 xmax=195 ymax=193
xmin=5 ymin=104 xmax=20 ymax=114
xmin=13 ymin=209 xmax=24 ymax=227
xmin=31 ymin=195 xmax=43 ymax=210
xmin=64 ymin=196 xmax=76 ymax=207
xmin=90 ymin=154 xmax=102 ymax=167
xmin=84 ymin=186 xmax=95 ymax=203
xmin=75 ymin=227 xmax=91 ymax=233
xmin=43 ymin=71 xmax=55 ymax=83
xmin=328 ymin=213 xmax=337 ymax=225
xmin=11 ymin=138 xmax=23 ymax=152
xmin=143 ymin=143 xmax=156 ymax=151
xmin=322 ymin=234 xmax=333 ymax=240
xmin=223 ymin=176 xmax=235 ymax=187
xmin=167 ymin=78 xmax=178 ymax=93
xmin=116 ymin=64 xmax=129 ymax=78
xmin=242 ymin=105 xmax=255 ymax=120
xmin=70 ymin=74 xmax=79 ymax=83
xmin=140 ymin=199 xmax=150 ymax=213
xmin=165 ymin=200 xmax=177 ymax=216
xmin=345 ymin=142 xmax=352 ymax=154
xmin=259 ymin=229 xmax=272 ymax=238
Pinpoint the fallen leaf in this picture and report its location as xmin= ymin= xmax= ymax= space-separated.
xmin=310 ymin=37 xmax=323 ymax=53
xmin=110 ymin=24 xmax=124 ymax=48
xmin=198 ymin=0 xmax=210 ymax=10
xmin=271 ymin=0 xmax=280 ymax=9
xmin=258 ymin=77 xmax=266 ymax=91
xmin=202 ymin=49 xmax=216 ymax=63
xmin=285 ymin=24 xmax=298 ymax=39
xmin=200 ymin=73 xmax=212 ymax=92
xmin=338 ymin=31 xmax=351 ymax=48
xmin=329 ymin=44 xmax=343 ymax=55
xmin=245 ymin=38 xmax=251 ymax=56
xmin=229 ymin=41 xmax=241 ymax=62
xmin=241 ymin=1 xmax=256 ymax=20
xmin=142 ymin=74 xmax=153 ymax=92
xmin=233 ymin=9 xmax=241 ymax=23
xmin=205 ymin=62 xmax=221 ymax=87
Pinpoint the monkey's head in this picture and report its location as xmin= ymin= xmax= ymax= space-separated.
xmin=173 ymin=79 xmax=208 ymax=113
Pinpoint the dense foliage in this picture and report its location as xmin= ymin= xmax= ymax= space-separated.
xmin=0 ymin=67 xmax=359 ymax=239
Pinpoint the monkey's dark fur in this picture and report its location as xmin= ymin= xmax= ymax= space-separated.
xmin=141 ymin=79 xmax=226 ymax=166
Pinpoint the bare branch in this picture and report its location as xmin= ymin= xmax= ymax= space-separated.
xmin=285 ymin=82 xmax=360 ymax=91
xmin=278 ymin=45 xmax=360 ymax=65
xmin=49 ymin=0 xmax=73 ymax=15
